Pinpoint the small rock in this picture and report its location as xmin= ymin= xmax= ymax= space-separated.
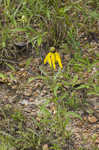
xmin=88 ymin=115 xmax=97 ymax=123
xmin=14 ymin=42 xmax=27 ymax=48
xmin=23 ymin=88 xmax=32 ymax=96
xmin=10 ymin=147 xmax=16 ymax=150
xmin=42 ymin=144 xmax=49 ymax=150
xmin=95 ymin=136 xmax=99 ymax=144
xmin=19 ymin=99 xmax=29 ymax=105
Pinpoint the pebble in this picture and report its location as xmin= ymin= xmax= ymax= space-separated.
xmin=42 ymin=144 xmax=49 ymax=150
xmin=88 ymin=115 xmax=97 ymax=123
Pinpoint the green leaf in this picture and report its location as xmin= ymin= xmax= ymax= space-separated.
xmin=72 ymin=74 xmax=78 ymax=85
xmin=0 ymin=73 xmax=6 ymax=80
xmin=28 ymin=77 xmax=34 ymax=83
xmin=37 ymin=36 xmax=42 ymax=46
xmin=59 ymin=93 xmax=68 ymax=101
xmin=11 ymin=28 xmax=28 ymax=32
xmin=6 ymin=63 xmax=16 ymax=72
xmin=9 ymin=73 xmax=16 ymax=81
xmin=65 ymin=111 xmax=82 ymax=120
xmin=75 ymin=84 xmax=90 ymax=89
xmin=25 ymin=57 xmax=32 ymax=68
xmin=88 ymin=92 xmax=99 ymax=96
xmin=54 ymin=83 xmax=61 ymax=97
xmin=89 ymin=11 xmax=99 ymax=19
xmin=28 ymin=75 xmax=46 ymax=83
xmin=39 ymin=66 xmax=48 ymax=76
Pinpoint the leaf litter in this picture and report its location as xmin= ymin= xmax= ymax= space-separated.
xmin=0 ymin=42 xmax=99 ymax=149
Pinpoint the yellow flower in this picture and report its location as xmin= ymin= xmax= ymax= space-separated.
xmin=44 ymin=48 xmax=63 ymax=69
xmin=55 ymin=52 xmax=63 ymax=69
xmin=44 ymin=52 xmax=52 ymax=67
xmin=51 ymin=52 xmax=56 ymax=69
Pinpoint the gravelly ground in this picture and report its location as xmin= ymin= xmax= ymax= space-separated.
xmin=0 ymin=55 xmax=99 ymax=149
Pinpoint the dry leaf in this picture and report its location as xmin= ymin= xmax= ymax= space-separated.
xmin=88 ymin=115 xmax=97 ymax=123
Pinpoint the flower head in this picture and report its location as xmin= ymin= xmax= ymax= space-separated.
xmin=44 ymin=47 xmax=63 ymax=69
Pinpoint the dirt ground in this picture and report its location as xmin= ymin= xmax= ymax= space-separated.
xmin=0 ymin=52 xmax=99 ymax=149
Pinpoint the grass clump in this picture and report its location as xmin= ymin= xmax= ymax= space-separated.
xmin=0 ymin=0 xmax=99 ymax=59
xmin=0 ymin=101 xmax=81 ymax=150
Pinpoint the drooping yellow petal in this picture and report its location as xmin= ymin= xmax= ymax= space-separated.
xmin=44 ymin=55 xmax=48 ymax=64
xmin=55 ymin=52 xmax=63 ymax=69
xmin=44 ymin=52 xmax=52 ymax=67
xmin=51 ymin=53 xmax=56 ymax=69
xmin=44 ymin=51 xmax=63 ymax=69
xmin=47 ymin=53 xmax=52 ymax=67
